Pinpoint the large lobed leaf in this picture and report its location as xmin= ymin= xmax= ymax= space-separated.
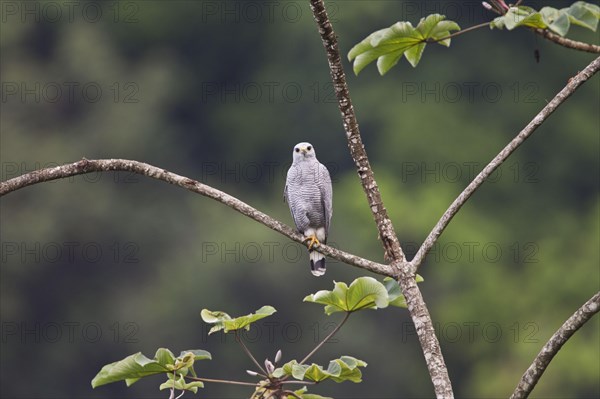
xmin=91 ymin=348 xmax=211 ymax=389
xmin=348 ymin=14 xmax=460 ymax=75
xmin=273 ymin=356 xmax=367 ymax=383
xmin=303 ymin=276 xmax=423 ymax=314
xmin=201 ymin=305 xmax=276 ymax=334
xmin=491 ymin=2 xmax=599 ymax=36
xmin=303 ymin=277 xmax=389 ymax=315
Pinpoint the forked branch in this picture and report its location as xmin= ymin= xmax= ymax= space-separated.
xmin=308 ymin=0 xmax=453 ymax=397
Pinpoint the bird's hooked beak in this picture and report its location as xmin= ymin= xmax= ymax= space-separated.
xmin=300 ymin=147 xmax=308 ymax=155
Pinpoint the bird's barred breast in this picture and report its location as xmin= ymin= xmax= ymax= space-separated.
xmin=287 ymin=184 xmax=327 ymax=227
xmin=286 ymin=161 xmax=329 ymax=228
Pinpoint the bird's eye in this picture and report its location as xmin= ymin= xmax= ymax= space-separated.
xmin=307 ymin=146 xmax=312 ymax=151
xmin=295 ymin=148 xmax=300 ymax=152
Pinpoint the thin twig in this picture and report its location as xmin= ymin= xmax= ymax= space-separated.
xmin=308 ymin=1 xmax=454 ymax=397
xmin=0 ymin=158 xmax=393 ymax=277
xmin=235 ymin=331 xmax=268 ymax=376
xmin=184 ymin=375 xmax=258 ymax=387
xmin=427 ymin=22 xmax=490 ymax=44
xmin=280 ymin=380 xmax=315 ymax=385
xmin=279 ymin=312 xmax=351 ymax=383
xmin=425 ymin=20 xmax=600 ymax=55
xmin=299 ymin=312 xmax=350 ymax=365
xmin=534 ymin=28 xmax=600 ymax=54
xmin=411 ymin=55 xmax=600 ymax=269
xmin=510 ymin=291 xmax=600 ymax=399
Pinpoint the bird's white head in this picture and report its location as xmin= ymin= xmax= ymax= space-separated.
xmin=292 ymin=142 xmax=317 ymax=162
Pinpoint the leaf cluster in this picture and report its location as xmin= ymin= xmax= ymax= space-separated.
xmin=491 ymin=2 xmax=599 ymax=36
xmin=348 ymin=14 xmax=460 ymax=75
xmin=91 ymin=348 xmax=211 ymax=393
xmin=273 ymin=356 xmax=367 ymax=383
xmin=348 ymin=1 xmax=599 ymax=75
xmin=91 ymin=277 xmax=420 ymax=398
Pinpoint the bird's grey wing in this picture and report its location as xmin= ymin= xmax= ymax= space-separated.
xmin=285 ymin=168 xmax=302 ymax=232
xmin=284 ymin=166 xmax=295 ymax=204
xmin=319 ymin=162 xmax=333 ymax=235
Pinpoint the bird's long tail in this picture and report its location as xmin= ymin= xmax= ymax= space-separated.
xmin=309 ymin=250 xmax=326 ymax=276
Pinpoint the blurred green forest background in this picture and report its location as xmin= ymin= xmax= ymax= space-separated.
xmin=1 ymin=0 xmax=599 ymax=398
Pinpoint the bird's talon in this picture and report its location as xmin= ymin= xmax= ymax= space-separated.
xmin=304 ymin=235 xmax=320 ymax=250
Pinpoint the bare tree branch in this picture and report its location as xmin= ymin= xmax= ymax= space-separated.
xmin=0 ymin=158 xmax=393 ymax=277
xmin=308 ymin=1 xmax=454 ymax=397
xmin=308 ymin=0 xmax=405 ymax=267
xmin=534 ymin=29 xmax=600 ymax=54
xmin=411 ymin=55 xmax=600 ymax=270
xmin=510 ymin=291 xmax=600 ymax=399
xmin=431 ymin=23 xmax=600 ymax=54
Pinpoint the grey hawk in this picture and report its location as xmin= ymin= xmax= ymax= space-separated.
xmin=284 ymin=142 xmax=333 ymax=276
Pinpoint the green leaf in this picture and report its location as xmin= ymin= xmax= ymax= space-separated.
xmin=578 ymin=1 xmax=600 ymax=18
xmin=490 ymin=2 xmax=599 ymax=36
xmin=383 ymin=276 xmax=424 ymax=308
xmin=92 ymin=352 xmax=170 ymax=388
xmin=159 ymin=373 xmax=204 ymax=393
xmin=371 ymin=21 xmax=421 ymax=74
xmin=520 ymin=9 xmax=549 ymax=30
xmin=275 ymin=357 xmax=367 ymax=384
xmin=339 ymin=355 xmax=368 ymax=368
xmin=383 ymin=277 xmax=406 ymax=308
xmin=548 ymin=11 xmax=571 ymax=36
xmin=155 ymin=348 xmax=175 ymax=367
xmin=300 ymin=394 xmax=334 ymax=399
xmin=290 ymin=387 xmax=334 ymax=399
xmin=346 ymin=276 xmax=389 ymax=310
xmin=169 ymin=351 xmax=195 ymax=373
xmin=492 ymin=6 xmax=554 ymax=31
xmin=501 ymin=6 xmax=538 ymax=30
xmin=490 ymin=15 xmax=506 ymax=30
xmin=304 ymin=364 xmax=332 ymax=382
xmin=91 ymin=348 xmax=211 ymax=389
xmin=404 ymin=43 xmax=426 ymax=68
xmin=348 ymin=14 xmax=460 ymax=75
xmin=201 ymin=306 xmax=276 ymax=334
xmin=327 ymin=356 xmax=366 ymax=383
xmin=348 ymin=28 xmax=396 ymax=75
xmin=416 ymin=13 xmax=447 ymax=37
xmin=179 ymin=349 xmax=212 ymax=361
xmin=537 ymin=7 xmax=572 ymax=36
xmin=292 ymin=386 xmax=308 ymax=396
xmin=566 ymin=2 xmax=600 ymax=31
xmin=428 ymin=20 xmax=461 ymax=46
xmin=304 ymin=276 xmax=424 ymax=314
xmin=304 ymin=277 xmax=389 ymax=315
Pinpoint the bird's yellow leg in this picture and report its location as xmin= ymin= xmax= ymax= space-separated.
xmin=303 ymin=234 xmax=320 ymax=250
